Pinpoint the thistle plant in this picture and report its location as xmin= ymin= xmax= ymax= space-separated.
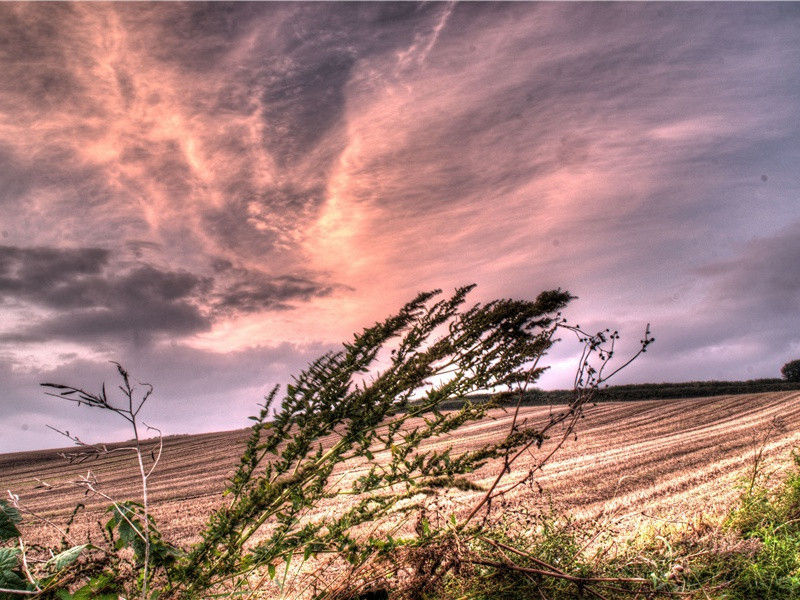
xmin=3 ymin=284 xmax=652 ymax=599
xmin=167 ymin=285 xmax=651 ymax=598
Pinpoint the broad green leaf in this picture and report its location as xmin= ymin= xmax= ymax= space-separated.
xmin=0 ymin=500 xmax=21 ymax=541
xmin=67 ymin=572 xmax=119 ymax=600
xmin=47 ymin=544 xmax=88 ymax=571
xmin=0 ymin=570 xmax=27 ymax=593
xmin=0 ymin=547 xmax=19 ymax=571
xmin=0 ymin=547 xmax=26 ymax=592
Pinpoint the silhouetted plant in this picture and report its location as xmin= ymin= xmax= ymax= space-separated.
xmin=1 ymin=364 xmax=172 ymax=600
xmin=169 ymin=285 xmax=650 ymax=598
xmin=4 ymin=284 xmax=653 ymax=599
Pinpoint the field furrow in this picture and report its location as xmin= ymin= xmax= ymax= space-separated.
xmin=2 ymin=391 xmax=799 ymax=547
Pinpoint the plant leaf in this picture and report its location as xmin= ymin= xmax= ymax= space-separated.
xmin=0 ymin=500 xmax=22 ymax=541
xmin=47 ymin=544 xmax=88 ymax=571
xmin=0 ymin=547 xmax=26 ymax=591
xmin=0 ymin=547 xmax=20 ymax=571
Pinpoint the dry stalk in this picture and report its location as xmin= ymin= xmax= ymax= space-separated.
xmin=461 ymin=323 xmax=652 ymax=530
xmin=41 ymin=362 xmax=162 ymax=600
xmin=6 ymin=490 xmax=71 ymax=543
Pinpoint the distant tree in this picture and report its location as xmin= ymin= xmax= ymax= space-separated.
xmin=782 ymin=359 xmax=800 ymax=382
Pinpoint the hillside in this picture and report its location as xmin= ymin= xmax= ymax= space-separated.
xmin=3 ymin=391 xmax=800 ymax=549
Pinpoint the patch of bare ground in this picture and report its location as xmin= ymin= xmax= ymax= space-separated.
xmin=3 ymin=391 xmax=799 ymax=550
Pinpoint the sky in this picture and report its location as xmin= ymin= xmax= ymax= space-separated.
xmin=1 ymin=2 xmax=799 ymax=452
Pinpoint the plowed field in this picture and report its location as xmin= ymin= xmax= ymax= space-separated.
xmin=3 ymin=391 xmax=800 ymax=547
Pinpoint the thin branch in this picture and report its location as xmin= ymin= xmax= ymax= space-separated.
xmin=73 ymin=472 xmax=147 ymax=545
xmin=6 ymin=491 xmax=71 ymax=542
xmin=465 ymin=557 xmax=649 ymax=585
xmin=143 ymin=423 xmax=164 ymax=479
xmin=18 ymin=538 xmax=41 ymax=593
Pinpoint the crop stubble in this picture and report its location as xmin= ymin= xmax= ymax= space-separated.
xmin=2 ymin=391 xmax=799 ymax=548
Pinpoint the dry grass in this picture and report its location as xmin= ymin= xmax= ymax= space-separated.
xmin=3 ymin=391 xmax=800 ymax=552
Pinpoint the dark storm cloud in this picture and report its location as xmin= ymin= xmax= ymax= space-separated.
xmin=125 ymin=240 xmax=162 ymax=260
xmin=0 ymin=245 xmax=110 ymax=304
xmin=215 ymin=272 xmax=338 ymax=314
xmin=7 ymin=298 xmax=208 ymax=344
xmin=0 ymin=247 xmax=211 ymax=342
xmin=0 ymin=245 xmax=335 ymax=343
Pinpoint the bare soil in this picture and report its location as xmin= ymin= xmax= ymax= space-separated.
xmin=3 ymin=391 xmax=800 ymax=549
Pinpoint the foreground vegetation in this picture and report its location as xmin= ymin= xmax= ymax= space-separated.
xmin=429 ymin=447 xmax=800 ymax=599
xmin=3 ymin=285 xmax=651 ymax=599
xmin=4 ymin=434 xmax=800 ymax=599
xmin=2 ymin=285 xmax=799 ymax=598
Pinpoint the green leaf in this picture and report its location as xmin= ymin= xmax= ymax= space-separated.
xmin=70 ymin=586 xmax=118 ymax=600
xmin=0 ymin=500 xmax=21 ymax=541
xmin=420 ymin=517 xmax=431 ymax=536
xmin=267 ymin=563 xmax=276 ymax=580
xmin=66 ymin=572 xmax=120 ymax=600
xmin=0 ymin=547 xmax=20 ymax=571
xmin=105 ymin=501 xmax=148 ymax=559
xmin=0 ymin=547 xmax=26 ymax=592
xmin=47 ymin=544 xmax=88 ymax=571
xmin=0 ymin=573 xmax=27 ymax=595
